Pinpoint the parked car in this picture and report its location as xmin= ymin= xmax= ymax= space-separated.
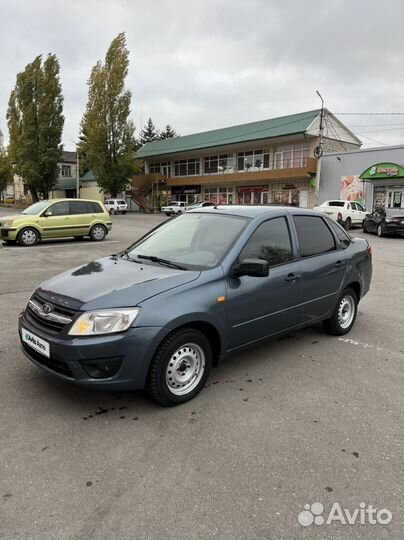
xmin=186 ymin=201 xmax=215 ymax=210
xmin=4 ymin=196 xmax=15 ymax=204
xmin=104 ymin=199 xmax=128 ymax=215
xmin=0 ymin=199 xmax=112 ymax=246
xmin=313 ymin=200 xmax=368 ymax=230
xmin=161 ymin=201 xmax=188 ymax=216
xmin=18 ymin=206 xmax=372 ymax=406
xmin=363 ymin=207 xmax=404 ymax=237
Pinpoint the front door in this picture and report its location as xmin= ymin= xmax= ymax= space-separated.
xmin=40 ymin=201 xmax=72 ymax=237
xmin=226 ymin=216 xmax=302 ymax=350
xmin=261 ymin=192 xmax=269 ymax=205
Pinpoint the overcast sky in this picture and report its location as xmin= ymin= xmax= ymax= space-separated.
xmin=1 ymin=0 xmax=403 ymax=151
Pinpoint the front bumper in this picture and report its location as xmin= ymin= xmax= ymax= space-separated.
xmin=18 ymin=312 xmax=166 ymax=390
xmin=0 ymin=228 xmax=18 ymax=241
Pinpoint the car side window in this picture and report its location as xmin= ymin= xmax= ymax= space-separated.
xmin=293 ymin=215 xmax=336 ymax=257
xmin=328 ymin=220 xmax=351 ymax=248
xmin=239 ymin=217 xmax=294 ymax=267
xmin=356 ymin=203 xmax=365 ymax=212
xmin=48 ymin=201 xmax=69 ymax=216
xmin=351 ymin=202 xmax=357 ymax=210
xmin=89 ymin=202 xmax=103 ymax=213
xmin=70 ymin=201 xmax=90 ymax=214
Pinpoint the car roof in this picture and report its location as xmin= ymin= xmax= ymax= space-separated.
xmin=46 ymin=198 xmax=104 ymax=203
xmin=187 ymin=205 xmax=321 ymax=218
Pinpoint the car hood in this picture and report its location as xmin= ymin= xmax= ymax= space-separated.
xmin=37 ymin=256 xmax=200 ymax=311
xmin=0 ymin=213 xmax=27 ymax=223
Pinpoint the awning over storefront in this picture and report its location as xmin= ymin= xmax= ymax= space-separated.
xmin=359 ymin=162 xmax=404 ymax=181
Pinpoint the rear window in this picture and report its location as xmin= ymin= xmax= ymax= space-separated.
xmin=328 ymin=201 xmax=345 ymax=207
xmin=294 ymin=215 xmax=336 ymax=257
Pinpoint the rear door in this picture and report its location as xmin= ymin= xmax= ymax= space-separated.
xmin=69 ymin=201 xmax=93 ymax=235
xmin=226 ymin=216 xmax=302 ymax=349
xmin=292 ymin=215 xmax=347 ymax=322
xmin=39 ymin=201 xmax=72 ymax=237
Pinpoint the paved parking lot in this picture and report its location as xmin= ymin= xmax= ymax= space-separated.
xmin=0 ymin=208 xmax=403 ymax=540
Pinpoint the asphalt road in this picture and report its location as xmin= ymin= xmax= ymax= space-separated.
xmin=0 ymin=208 xmax=403 ymax=540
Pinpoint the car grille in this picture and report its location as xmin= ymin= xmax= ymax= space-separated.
xmin=25 ymin=293 xmax=77 ymax=336
xmin=22 ymin=342 xmax=74 ymax=378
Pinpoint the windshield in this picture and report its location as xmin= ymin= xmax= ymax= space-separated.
xmin=126 ymin=212 xmax=249 ymax=269
xmin=22 ymin=201 xmax=50 ymax=215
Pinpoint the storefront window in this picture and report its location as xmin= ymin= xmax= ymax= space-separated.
xmin=174 ymin=159 xmax=200 ymax=177
xmin=204 ymin=154 xmax=234 ymax=174
xmin=237 ymin=149 xmax=270 ymax=171
xmin=203 ymin=186 xmax=233 ymax=205
xmin=274 ymin=144 xmax=310 ymax=169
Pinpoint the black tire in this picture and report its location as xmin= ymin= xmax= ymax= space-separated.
xmin=122 ymin=211 xmax=126 ymax=215
xmin=323 ymin=287 xmax=358 ymax=336
xmin=146 ymin=328 xmax=212 ymax=406
xmin=377 ymin=224 xmax=384 ymax=237
xmin=110 ymin=208 xmax=116 ymax=215
xmin=90 ymin=224 xmax=107 ymax=242
xmin=165 ymin=212 xmax=171 ymax=216
xmin=18 ymin=227 xmax=39 ymax=247
xmin=344 ymin=217 xmax=351 ymax=231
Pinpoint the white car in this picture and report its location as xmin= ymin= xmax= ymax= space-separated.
xmin=161 ymin=201 xmax=188 ymax=216
xmin=313 ymin=200 xmax=368 ymax=230
xmin=104 ymin=199 xmax=128 ymax=215
xmin=186 ymin=201 xmax=215 ymax=211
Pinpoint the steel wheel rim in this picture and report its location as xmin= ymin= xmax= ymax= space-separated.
xmin=338 ymin=295 xmax=355 ymax=329
xmin=92 ymin=226 xmax=105 ymax=240
xmin=21 ymin=229 xmax=37 ymax=245
xmin=166 ymin=343 xmax=205 ymax=396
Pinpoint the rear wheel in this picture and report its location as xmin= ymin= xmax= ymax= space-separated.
xmin=90 ymin=224 xmax=107 ymax=241
xmin=377 ymin=224 xmax=384 ymax=237
xmin=110 ymin=208 xmax=116 ymax=215
xmin=122 ymin=211 xmax=126 ymax=215
xmin=165 ymin=212 xmax=171 ymax=216
xmin=18 ymin=227 xmax=39 ymax=247
xmin=323 ymin=288 xmax=358 ymax=336
xmin=146 ymin=328 xmax=212 ymax=406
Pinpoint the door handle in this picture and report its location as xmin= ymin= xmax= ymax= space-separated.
xmin=334 ymin=260 xmax=345 ymax=268
xmin=285 ymin=273 xmax=301 ymax=282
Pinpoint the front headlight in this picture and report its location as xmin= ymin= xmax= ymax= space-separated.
xmin=68 ymin=308 xmax=140 ymax=336
xmin=2 ymin=220 xmax=14 ymax=227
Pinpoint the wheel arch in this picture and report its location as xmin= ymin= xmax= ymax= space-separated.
xmin=17 ymin=224 xmax=42 ymax=241
xmin=344 ymin=281 xmax=361 ymax=303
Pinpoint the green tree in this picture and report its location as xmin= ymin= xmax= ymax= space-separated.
xmin=7 ymin=54 xmax=64 ymax=201
xmin=80 ymin=32 xmax=139 ymax=197
xmin=0 ymin=130 xmax=13 ymax=200
xmin=138 ymin=117 xmax=159 ymax=146
xmin=159 ymin=124 xmax=178 ymax=140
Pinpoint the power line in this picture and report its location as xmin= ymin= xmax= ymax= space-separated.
xmin=353 ymin=126 xmax=404 ymax=133
xmin=353 ymin=132 xmax=389 ymax=146
xmin=336 ymin=112 xmax=404 ymax=116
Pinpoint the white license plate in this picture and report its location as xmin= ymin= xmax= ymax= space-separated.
xmin=22 ymin=328 xmax=50 ymax=358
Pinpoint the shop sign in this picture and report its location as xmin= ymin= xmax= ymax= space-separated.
xmin=360 ymin=163 xmax=404 ymax=180
xmin=171 ymin=185 xmax=201 ymax=195
xmin=237 ymin=185 xmax=267 ymax=193
xmin=282 ymin=184 xmax=297 ymax=190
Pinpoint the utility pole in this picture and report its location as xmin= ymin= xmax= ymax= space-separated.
xmin=314 ymin=90 xmax=325 ymax=204
xmin=76 ymin=147 xmax=80 ymax=199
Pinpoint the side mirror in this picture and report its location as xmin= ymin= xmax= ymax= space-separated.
xmin=365 ymin=212 xmax=372 ymax=217
xmin=43 ymin=210 xmax=53 ymax=217
xmin=231 ymin=258 xmax=269 ymax=278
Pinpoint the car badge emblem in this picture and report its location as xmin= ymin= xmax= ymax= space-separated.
xmin=41 ymin=303 xmax=53 ymax=315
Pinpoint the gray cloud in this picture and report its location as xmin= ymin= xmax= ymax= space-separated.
xmin=0 ymin=0 xmax=403 ymax=150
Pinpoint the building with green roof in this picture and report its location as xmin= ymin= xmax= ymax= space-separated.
xmin=135 ymin=108 xmax=361 ymax=208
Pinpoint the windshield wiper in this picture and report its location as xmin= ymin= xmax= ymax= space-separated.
xmin=137 ymin=255 xmax=187 ymax=270
xmin=120 ymin=250 xmax=142 ymax=263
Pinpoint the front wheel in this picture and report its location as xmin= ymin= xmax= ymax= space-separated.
xmin=18 ymin=227 xmax=39 ymax=247
xmin=165 ymin=212 xmax=171 ymax=216
xmin=323 ymin=288 xmax=358 ymax=336
xmin=90 ymin=224 xmax=107 ymax=241
xmin=377 ymin=224 xmax=384 ymax=237
xmin=146 ymin=328 xmax=212 ymax=406
xmin=344 ymin=217 xmax=351 ymax=231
